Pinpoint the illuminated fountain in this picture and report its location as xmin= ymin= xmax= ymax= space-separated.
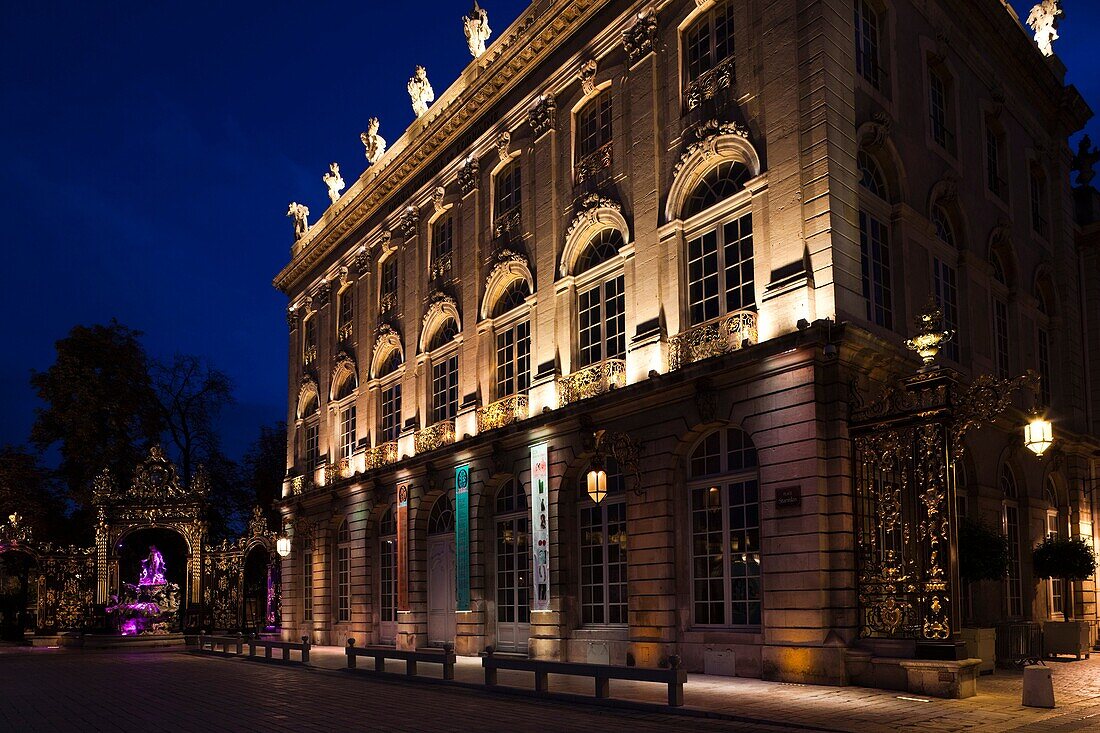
xmin=106 ymin=545 xmax=180 ymax=635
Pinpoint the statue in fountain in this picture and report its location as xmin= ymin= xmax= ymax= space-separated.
xmin=139 ymin=545 xmax=167 ymax=586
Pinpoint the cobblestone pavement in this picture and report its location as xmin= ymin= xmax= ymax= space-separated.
xmin=0 ymin=648 xmax=798 ymax=733
xmin=3 ymin=646 xmax=1100 ymax=732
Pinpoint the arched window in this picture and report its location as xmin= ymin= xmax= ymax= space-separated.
xmin=334 ymin=369 xmax=357 ymax=402
xmin=579 ymin=458 xmax=627 ymax=625
xmin=378 ymin=506 xmax=397 ymax=642
xmin=1001 ymin=466 xmax=1023 ymax=618
xmin=495 ymin=479 xmax=530 ymax=648
xmin=336 ymin=519 xmax=351 ymax=622
xmin=427 ymin=317 xmax=459 ymax=353
xmin=575 ymin=231 xmax=626 ymax=369
xmin=492 ymin=279 xmax=530 ymax=319
xmin=689 ymin=428 xmax=761 ymax=627
xmin=684 ymin=161 xmax=750 ymax=218
xmin=428 ymin=495 xmax=455 ymax=535
xmin=858 ymin=150 xmax=893 ymax=329
xmin=372 ymin=338 xmax=403 ymax=444
xmin=931 ymin=205 xmax=954 ymax=247
xmin=990 ymin=251 xmax=1010 ymax=378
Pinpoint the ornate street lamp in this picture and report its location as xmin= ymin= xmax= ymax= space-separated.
xmin=276 ymin=535 xmax=291 ymax=558
xmin=1024 ymin=411 xmax=1054 ymax=456
xmin=586 ymin=461 xmax=608 ymax=504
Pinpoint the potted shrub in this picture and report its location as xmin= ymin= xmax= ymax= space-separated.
xmin=958 ymin=518 xmax=1010 ymax=673
xmin=1033 ymin=536 xmax=1097 ymax=660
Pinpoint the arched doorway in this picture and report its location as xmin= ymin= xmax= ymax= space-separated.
xmin=116 ymin=527 xmax=190 ymax=618
xmin=242 ymin=544 xmax=272 ymax=634
xmin=426 ymin=495 xmax=456 ymax=646
xmin=494 ymin=479 xmax=530 ymax=652
xmin=0 ymin=550 xmax=37 ymax=641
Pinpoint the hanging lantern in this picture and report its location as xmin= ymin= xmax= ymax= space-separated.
xmin=587 ymin=466 xmax=608 ymax=504
xmin=276 ymin=535 xmax=292 ymax=558
xmin=1024 ymin=414 xmax=1054 ymax=456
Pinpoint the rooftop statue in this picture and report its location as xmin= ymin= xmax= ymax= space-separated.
xmin=287 ymin=202 xmax=310 ymax=241
xmin=1073 ymin=134 xmax=1099 ymax=188
xmin=464 ymin=1 xmax=492 ymax=59
xmin=1026 ymin=0 xmax=1062 ymax=58
xmin=408 ymin=65 xmax=435 ymax=119
xmin=323 ymin=162 xmax=345 ymax=203
xmin=361 ymin=117 xmax=387 ymax=164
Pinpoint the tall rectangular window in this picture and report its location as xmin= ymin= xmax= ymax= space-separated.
xmin=579 ymin=495 xmax=627 ymax=625
xmin=305 ymin=422 xmax=320 ymax=471
xmin=1037 ymin=328 xmax=1052 ymax=405
xmin=929 ymin=68 xmax=949 ymax=149
xmin=576 ymin=95 xmax=613 ymax=161
xmin=495 ymin=162 xmax=522 ymax=223
xmin=302 ymin=551 xmax=314 ymax=622
xmin=854 ymin=0 xmax=882 ymax=89
xmin=431 ymin=216 xmax=453 ymax=277
xmin=859 ymin=210 xmax=893 ymax=329
xmin=337 ymin=288 xmax=354 ymax=340
xmin=495 ymin=320 xmax=531 ymax=399
xmin=578 ymin=275 xmax=625 ymax=368
xmin=933 ymin=258 xmax=960 ymax=362
xmin=380 ymin=258 xmax=398 ymax=311
xmin=303 ymin=316 xmax=318 ymax=364
xmin=993 ymin=298 xmax=1010 ymax=379
xmin=339 ymin=406 xmax=356 ymax=460
xmin=687 ymin=231 xmax=720 ymax=324
xmin=431 ymin=354 xmax=459 ymax=424
xmin=380 ymin=535 xmax=396 ymax=623
xmin=1004 ymin=505 xmax=1022 ymax=617
xmin=687 ymin=214 xmax=755 ymax=326
xmin=986 ymin=125 xmax=1006 ymax=199
xmin=1030 ymin=171 xmax=1048 ymax=237
xmin=337 ymin=526 xmax=350 ymax=623
xmin=381 ymin=384 xmax=401 ymax=443
xmin=684 ymin=3 xmax=735 ymax=83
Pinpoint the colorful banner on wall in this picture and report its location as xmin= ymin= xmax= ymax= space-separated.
xmin=530 ymin=442 xmax=550 ymax=612
xmin=397 ymin=482 xmax=409 ymax=612
xmin=455 ymin=464 xmax=471 ymax=612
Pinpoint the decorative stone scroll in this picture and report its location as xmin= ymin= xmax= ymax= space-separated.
xmin=528 ymin=93 xmax=556 ymax=138
xmin=397 ymin=206 xmax=420 ymax=239
xmin=622 ymin=7 xmax=658 ymax=64
xmin=458 ymin=155 xmax=480 ymax=195
xmin=578 ymin=59 xmax=597 ymax=96
xmin=314 ymin=280 xmax=331 ymax=308
xmin=353 ymin=246 xmax=372 ymax=276
xmin=683 ymin=56 xmax=734 ymax=111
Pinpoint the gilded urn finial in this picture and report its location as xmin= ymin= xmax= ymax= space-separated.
xmin=905 ymin=297 xmax=954 ymax=370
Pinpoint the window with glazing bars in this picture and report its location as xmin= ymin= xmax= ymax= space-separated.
xmin=933 ymin=258 xmax=960 ymax=362
xmin=993 ymin=298 xmax=1010 ymax=378
xmin=431 ymin=354 xmax=458 ymax=423
xmin=684 ymin=3 xmax=735 ymax=82
xmin=495 ymin=320 xmax=530 ymax=399
xmin=431 ymin=216 xmax=453 ymax=272
xmin=338 ymin=288 xmax=354 ymax=336
xmin=579 ymin=462 xmax=627 ymax=625
xmin=928 ymin=67 xmax=951 ymax=150
xmin=687 ymin=214 xmax=755 ymax=326
xmin=495 ymin=162 xmax=522 ymax=221
xmin=302 ymin=550 xmax=314 ymax=621
xmin=854 ymin=0 xmax=883 ymax=89
xmin=379 ymin=509 xmax=396 ymax=623
xmin=381 ymin=258 xmax=398 ymax=302
xmin=578 ymin=274 xmax=625 ymax=368
xmin=340 ymin=406 xmax=356 ymax=460
xmin=576 ymin=94 xmax=612 ymax=161
xmin=1037 ymin=328 xmax=1051 ymax=405
xmin=381 ymin=384 xmax=401 ymax=443
xmin=986 ymin=126 xmax=1006 ymax=199
xmin=303 ymin=316 xmax=317 ymax=356
xmin=859 ymin=210 xmax=893 ymax=329
xmin=1030 ymin=170 xmax=1048 ymax=237
xmin=305 ymin=422 xmax=320 ymax=471
xmin=337 ymin=521 xmax=350 ymax=622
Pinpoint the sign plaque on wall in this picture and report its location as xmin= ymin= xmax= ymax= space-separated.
xmin=776 ymin=485 xmax=802 ymax=509
xmin=530 ymin=442 xmax=550 ymax=612
xmin=455 ymin=464 xmax=471 ymax=612
xmin=397 ymin=482 xmax=409 ymax=611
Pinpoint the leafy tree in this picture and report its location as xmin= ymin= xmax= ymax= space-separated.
xmin=242 ymin=422 xmax=287 ymax=529
xmin=0 ymin=447 xmax=65 ymax=540
xmin=958 ymin=518 xmax=1010 ymax=583
xmin=30 ymin=322 xmax=162 ymax=507
xmin=151 ymin=354 xmax=234 ymax=483
xmin=1033 ymin=536 xmax=1097 ymax=620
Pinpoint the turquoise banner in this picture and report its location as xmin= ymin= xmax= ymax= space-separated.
xmin=455 ymin=464 xmax=470 ymax=611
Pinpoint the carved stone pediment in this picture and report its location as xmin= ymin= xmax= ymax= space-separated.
xmin=673 ymin=119 xmax=750 ymax=177
xmin=566 ymin=193 xmax=622 ymax=239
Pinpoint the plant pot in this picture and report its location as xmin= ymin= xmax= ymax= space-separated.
xmin=960 ymin=627 xmax=995 ymax=674
xmin=1043 ymin=620 xmax=1091 ymax=660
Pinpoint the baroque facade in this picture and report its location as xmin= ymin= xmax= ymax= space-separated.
xmin=274 ymin=0 xmax=1099 ymax=688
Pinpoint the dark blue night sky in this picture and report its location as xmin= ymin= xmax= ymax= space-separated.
xmin=1 ymin=1 xmax=1097 ymax=459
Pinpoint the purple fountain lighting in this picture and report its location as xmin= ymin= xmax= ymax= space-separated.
xmin=108 ymin=545 xmax=180 ymax=635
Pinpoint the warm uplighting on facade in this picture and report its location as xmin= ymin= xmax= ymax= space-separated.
xmin=1024 ymin=414 xmax=1054 ymax=456
xmin=586 ymin=467 xmax=607 ymax=504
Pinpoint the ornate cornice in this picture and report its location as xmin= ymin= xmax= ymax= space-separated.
xmin=273 ymin=0 xmax=605 ymax=294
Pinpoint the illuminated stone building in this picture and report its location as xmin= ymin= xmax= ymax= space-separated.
xmin=274 ymin=0 xmax=1099 ymax=691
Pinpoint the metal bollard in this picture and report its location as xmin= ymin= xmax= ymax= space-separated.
xmin=302 ymin=636 xmax=311 ymax=665
xmin=346 ymin=638 xmax=356 ymax=669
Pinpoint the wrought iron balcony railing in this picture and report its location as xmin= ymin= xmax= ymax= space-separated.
xmin=476 ymin=394 xmax=529 ymax=433
xmin=683 ymin=57 xmax=735 ymax=112
xmin=668 ymin=310 xmax=758 ymax=371
xmin=337 ymin=321 xmax=353 ymax=343
xmin=494 ymin=208 xmax=522 ymax=239
xmin=366 ymin=441 xmax=398 ymax=471
xmin=303 ymin=345 xmax=318 ymax=366
xmin=573 ymin=141 xmax=613 ymax=186
xmin=379 ymin=291 xmax=398 ymax=314
xmin=291 ymin=472 xmax=314 ymax=496
xmin=558 ymin=359 xmax=627 ymax=407
xmin=414 ymin=420 xmax=456 ymax=454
